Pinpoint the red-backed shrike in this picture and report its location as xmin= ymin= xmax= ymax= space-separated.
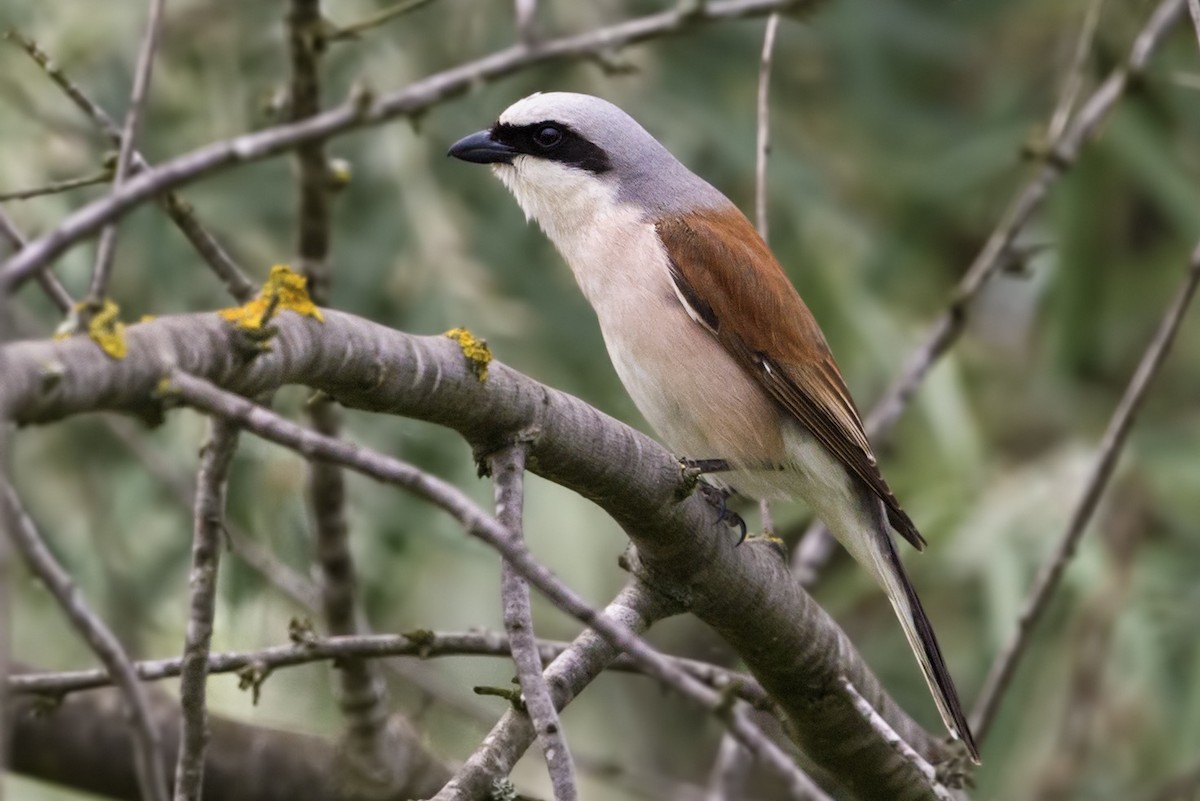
xmin=449 ymin=92 xmax=979 ymax=762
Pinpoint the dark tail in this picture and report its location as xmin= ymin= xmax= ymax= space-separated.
xmin=875 ymin=529 xmax=980 ymax=763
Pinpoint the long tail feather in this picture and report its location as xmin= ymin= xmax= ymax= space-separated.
xmin=872 ymin=526 xmax=980 ymax=764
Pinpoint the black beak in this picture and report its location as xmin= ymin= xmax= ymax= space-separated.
xmin=447 ymin=130 xmax=518 ymax=165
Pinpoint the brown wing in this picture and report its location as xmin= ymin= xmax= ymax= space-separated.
xmin=657 ymin=208 xmax=925 ymax=551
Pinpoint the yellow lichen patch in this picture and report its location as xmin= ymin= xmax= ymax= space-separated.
xmin=444 ymin=327 xmax=491 ymax=382
xmin=54 ymin=300 xmax=128 ymax=359
xmin=218 ymin=264 xmax=324 ymax=330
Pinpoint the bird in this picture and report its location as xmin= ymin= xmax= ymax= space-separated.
xmin=448 ymin=91 xmax=980 ymax=763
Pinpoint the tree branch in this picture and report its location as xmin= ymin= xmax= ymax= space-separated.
xmin=164 ymin=371 xmax=827 ymax=799
xmin=9 ymin=629 xmax=771 ymax=709
xmin=490 ymin=443 xmax=577 ymax=800
xmin=2 ymin=481 xmax=169 ymax=801
xmin=174 ymin=418 xmax=239 ymax=801
xmin=970 ymin=242 xmax=1200 ymax=745
xmin=433 ymin=583 xmax=678 ymax=801
xmin=0 ymin=208 xmax=72 ymax=314
xmin=2 ymin=308 xmax=961 ymax=799
xmin=86 ymin=0 xmax=167 ymax=307
xmin=791 ymin=0 xmax=1187 ymax=578
xmin=7 ymin=664 xmax=452 ymax=801
xmin=0 ymin=0 xmax=820 ymax=294
xmin=2 ymin=29 xmax=256 ymax=302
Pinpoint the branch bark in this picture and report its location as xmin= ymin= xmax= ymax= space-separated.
xmin=7 ymin=664 xmax=451 ymax=801
xmin=2 ymin=308 xmax=958 ymax=800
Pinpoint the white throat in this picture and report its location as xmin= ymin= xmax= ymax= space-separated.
xmin=493 ymin=157 xmax=652 ymax=306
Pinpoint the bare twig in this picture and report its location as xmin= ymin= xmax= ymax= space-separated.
xmin=0 ymin=169 xmax=113 ymax=202
xmin=1 ymin=310 xmax=967 ymax=794
xmin=1188 ymin=0 xmax=1200 ymax=48
xmin=839 ymin=677 xmax=954 ymax=801
xmin=1046 ymin=0 xmax=1105 ymax=143
xmin=3 ymin=29 xmax=256 ymax=302
xmin=165 ymin=371 xmax=829 ymax=800
xmin=174 ymin=418 xmax=239 ymax=801
xmin=2 ymin=480 xmax=169 ymax=801
xmin=754 ymin=13 xmax=780 ymax=243
xmin=86 ymin=0 xmax=167 ymax=306
xmin=1030 ymin=486 xmax=1145 ymax=801
xmin=328 ymin=0 xmax=439 ymax=42
xmin=9 ymin=629 xmax=770 ymax=708
xmin=0 ymin=0 xmax=820 ymax=292
xmin=792 ymin=0 xmax=1187 ymax=577
xmin=432 ymin=583 xmax=676 ymax=801
xmin=705 ymin=736 xmax=753 ymax=801
xmin=0 ymin=209 xmax=72 ymax=313
xmin=970 ymin=242 xmax=1200 ymax=745
xmin=491 ymin=444 xmax=577 ymax=801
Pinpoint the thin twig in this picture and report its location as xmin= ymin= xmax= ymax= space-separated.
xmin=0 ymin=0 xmax=820 ymax=293
xmin=165 ymin=371 xmax=830 ymax=800
xmin=0 ymin=209 xmax=72 ymax=313
xmin=173 ymin=418 xmax=239 ymax=801
xmin=3 ymin=29 xmax=256 ymax=302
xmin=86 ymin=0 xmax=167 ymax=306
xmin=839 ymin=677 xmax=954 ymax=801
xmin=492 ymin=444 xmax=577 ymax=801
xmin=1 ymin=480 xmax=169 ymax=801
xmin=8 ymin=628 xmax=771 ymax=707
xmin=791 ymin=0 xmax=1187 ymax=577
xmin=970 ymin=242 xmax=1200 ymax=745
xmin=0 ymin=169 xmax=113 ymax=202
xmin=432 ymin=583 xmax=675 ymax=801
xmin=754 ymin=13 xmax=780 ymax=243
xmin=1188 ymin=0 xmax=1200 ymax=48
xmin=705 ymin=735 xmax=753 ymax=801
xmin=1046 ymin=0 xmax=1105 ymax=143
xmin=328 ymin=0 xmax=439 ymax=42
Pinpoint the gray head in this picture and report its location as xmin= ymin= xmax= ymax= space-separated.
xmin=448 ymin=92 xmax=729 ymax=219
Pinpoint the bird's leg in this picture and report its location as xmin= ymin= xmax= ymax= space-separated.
xmin=695 ymin=483 xmax=747 ymax=545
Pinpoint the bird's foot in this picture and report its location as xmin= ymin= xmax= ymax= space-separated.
xmin=696 ymin=483 xmax=747 ymax=545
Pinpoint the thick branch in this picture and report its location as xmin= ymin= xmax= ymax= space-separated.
xmin=7 ymin=665 xmax=451 ymax=801
xmin=166 ymin=371 xmax=824 ymax=799
xmin=1 ymin=308 xmax=954 ymax=799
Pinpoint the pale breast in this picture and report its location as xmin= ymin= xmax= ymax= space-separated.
xmin=566 ymin=216 xmax=789 ymax=479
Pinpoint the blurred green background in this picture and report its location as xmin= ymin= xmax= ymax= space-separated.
xmin=3 ymin=1 xmax=1200 ymax=799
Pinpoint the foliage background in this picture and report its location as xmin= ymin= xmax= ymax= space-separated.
xmin=3 ymin=0 xmax=1199 ymax=798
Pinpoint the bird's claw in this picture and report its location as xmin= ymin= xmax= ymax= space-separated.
xmin=696 ymin=483 xmax=747 ymax=545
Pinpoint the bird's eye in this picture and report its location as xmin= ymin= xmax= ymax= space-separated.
xmin=532 ymin=125 xmax=564 ymax=149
